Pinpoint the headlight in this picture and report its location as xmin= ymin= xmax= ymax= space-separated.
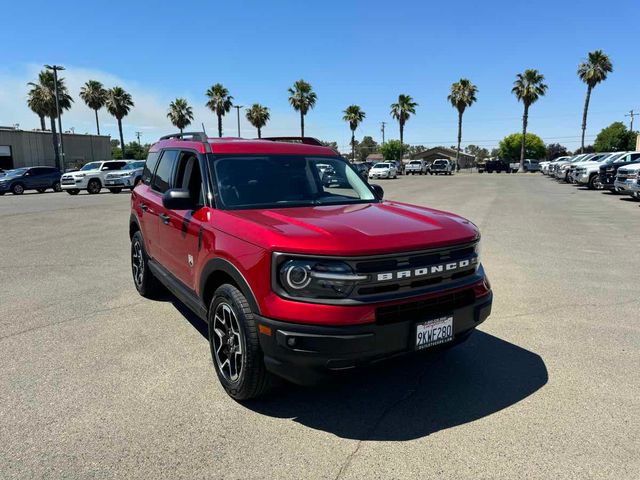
xmin=276 ymin=257 xmax=367 ymax=299
xmin=75 ymin=173 xmax=86 ymax=178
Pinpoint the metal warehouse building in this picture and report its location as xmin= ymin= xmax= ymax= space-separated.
xmin=0 ymin=127 xmax=111 ymax=170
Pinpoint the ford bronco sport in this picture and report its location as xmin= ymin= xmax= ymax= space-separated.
xmin=130 ymin=133 xmax=493 ymax=400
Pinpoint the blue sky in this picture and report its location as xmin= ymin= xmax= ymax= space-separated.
xmin=1 ymin=0 xmax=638 ymax=152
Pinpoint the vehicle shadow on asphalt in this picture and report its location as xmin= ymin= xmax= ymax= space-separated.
xmin=170 ymin=298 xmax=548 ymax=441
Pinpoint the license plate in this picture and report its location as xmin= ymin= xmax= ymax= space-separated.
xmin=415 ymin=315 xmax=453 ymax=350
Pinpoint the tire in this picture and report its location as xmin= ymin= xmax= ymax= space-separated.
xmin=0 ymin=192 xmax=5 ymax=195
xmin=52 ymin=181 xmax=62 ymax=192
xmin=588 ymin=174 xmax=602 ymax=190
xmin=12 ymin=183 xmax=24 ymax=195
xmin=36 ymin=188 xmax=47 ymax=193
xmin=209 ymin=284 xmax=272 ymax=400
xmin=131 ymin=231 xmax=162 ymax=298
xmin=66 ymin=189 xmax=80 ymax=195
xmin=87 ymin=179 xmax=101 ymax=194
xmin=109 ymin=188 xmax=123 ymax=194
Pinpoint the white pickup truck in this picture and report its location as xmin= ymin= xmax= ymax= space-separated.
xmin=509 ymin=159 xmax=541 ymax=173
xmin=405 ymin=160 xmax=429 ymax=175
xmin=60 ymin=160 xmax=129 ymax=195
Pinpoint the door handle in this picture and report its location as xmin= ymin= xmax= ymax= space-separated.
xmin=140 ymin=203 xmax=148 ymax=212
xmin=159 ymin=213 xmax=170 ymax=225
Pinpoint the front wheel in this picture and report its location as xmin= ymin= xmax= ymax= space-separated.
xmin=87 ymin=179 xmax=101 ymax=194
xmin=53 ymin=181 xmax=62 ymax=192
xmin=209 ymin=284 xmax=273 ymax=400
xmin=12 ymin=183 xmax=24 ymax=195
xmin=588 ymin=174 xmax=602 ymax=190
xmin=131 ymin=231 xmax=162 ymax=298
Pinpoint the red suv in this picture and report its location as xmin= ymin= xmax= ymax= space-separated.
xmin=130 ymin=133 xmax=492 ymax=399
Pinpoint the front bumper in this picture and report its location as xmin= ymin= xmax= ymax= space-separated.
xmin=257 ymin=291 xmax=493 ymax=385
xmin=61 ymin=177 xmax=86 ymax=189
xmin=369 ymin=172 xmax=390 ymax=179
xmin=614 ymin=178 xmax=638 ymax=194
xmin=104 ymin=177 xmax=134 ymax=187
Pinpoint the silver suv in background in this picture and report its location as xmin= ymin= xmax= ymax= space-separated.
xmin=103 ymin=160 xmax=145 ymax=193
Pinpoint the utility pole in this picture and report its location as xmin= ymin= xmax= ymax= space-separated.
xmin=380 ymin=121 xmax=386 ymax=144
xmin=45 ymin=64 xmax=65 ymax=171
xmin=625 ymin=110 xmax=638 ymax=132
xmin=135 ymin=131 xmax=142 ymax=145
xmin=233 ymin=105 xmax=244 ymax=137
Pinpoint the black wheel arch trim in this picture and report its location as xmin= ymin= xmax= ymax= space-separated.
xmin=199 ymin=258 xmax=261 ymax=314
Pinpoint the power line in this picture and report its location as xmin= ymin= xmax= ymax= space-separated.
xmin=625 ymin=110 xmax=639 ymax=132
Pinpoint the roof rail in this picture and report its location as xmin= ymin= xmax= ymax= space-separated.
xmin=159 ymin=131 xmax=209 ymax=142
xmin=261 ymin=136 xmax=324 ymax=146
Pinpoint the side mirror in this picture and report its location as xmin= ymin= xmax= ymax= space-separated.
xmin=162 ymin=188 xmax=195 ymax=210
xmin=371 ymin=184 xmax=384 ymax=200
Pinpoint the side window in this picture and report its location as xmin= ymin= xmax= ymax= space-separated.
xmin=174 ymin=152 xmax=204 ymax=205
xmin=151 ymin=150 xmax=179 ymax=194
xmin=629 ymin=153 xmax=640 ymax=162
xmin=142 ymin=152 xmax=160 ymax=185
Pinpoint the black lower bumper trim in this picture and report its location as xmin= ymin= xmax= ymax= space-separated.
xmin=257 ymin=293 xmax=493 ymax=385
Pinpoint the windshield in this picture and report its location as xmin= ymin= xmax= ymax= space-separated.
xmin=1 ymin=168 xmax=28 ymax=178
xmin=122 ymin=161 xmax=144 ymax=170
xmin=409 ymin=161 xmax=421 ymax=165
xmin=210 ymin=155 xmax=377 ymax=210
xmin=434 ymin=160 xmax=447 ymax=165
xmin=373 ymin=163 xmax=390 ymax=168
xmin=81 ymin=162 xmax=102 ymax=171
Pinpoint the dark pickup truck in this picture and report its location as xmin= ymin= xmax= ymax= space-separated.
xmin=598 ymin=152 xmax=640 ymax=191
xmin=478 ymin=160 xmax=510 ymax=173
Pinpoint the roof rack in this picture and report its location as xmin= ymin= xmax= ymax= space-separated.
xmin=159 ymin=132 xmax=209 ymax=142
xmin=159 ymin=131 xmax=211 ymax=153
xmin=261 ymin=136 xmax=324 ymax=147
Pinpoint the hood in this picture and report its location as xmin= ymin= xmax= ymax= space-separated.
xmin=216 ymin=201 xmax=479 ymax=256
xmin=618 ymin=162 xmax=640 ymax=172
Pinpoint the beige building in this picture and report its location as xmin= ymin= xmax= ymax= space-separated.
xmin=410 ymin=146 xmax=476 ymax=168
xmin=0 ymin=127 xmax=111 ymax=170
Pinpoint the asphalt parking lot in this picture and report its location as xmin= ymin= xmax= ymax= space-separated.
xmin=1 ymin=174 xmax=639 ymax=479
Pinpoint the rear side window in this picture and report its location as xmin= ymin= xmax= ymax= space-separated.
xmin=142 ymin=152 xmax=160 ymax=185
xmin=151 ymin=150 xmax=179 ymax=193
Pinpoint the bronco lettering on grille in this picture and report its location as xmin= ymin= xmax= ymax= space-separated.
xmin=376 ymin=257 xmax=477 ymax=282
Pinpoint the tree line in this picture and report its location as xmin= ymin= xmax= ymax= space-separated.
xmin=27 ymin=49 xmax=614 ymax=170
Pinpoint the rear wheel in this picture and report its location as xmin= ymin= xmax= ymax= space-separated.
xmin=52 ymin=181 xmax=62 ymax=192
xmin=209 ymin=284 xmax=272 ymax=400
xmin=109 ymin=188 xmax=123 ymax=194
xmin=87 ymin=179 xmax=101 ymax=194
xmin=12 ymin=183 xmax=24 ymax=195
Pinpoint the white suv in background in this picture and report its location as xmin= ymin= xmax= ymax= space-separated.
xmin=368 ymin=162 xmax=398 ymax=179
xmin=60 ymin=160 xmax=129 ymax=195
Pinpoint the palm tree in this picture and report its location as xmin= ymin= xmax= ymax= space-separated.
xmin=27 ymin=70 xmax=73 ymax=169
xmin=287 ymin=79 xmax=317 ymax=137
xmin=390 ymin=94 xmax=418 ymax=158
xmin=79 ymin=80 xmax=107 ymax=135
xmin=511 ymin=69 xmax=548 ymax=172
xmin=205 ymin=84 xmax=233 ymax=137
xmin=167 ymin=98 xmax=194 ymax=134
xmin=448 ymin=79 xmax=478 ymax=169
xmin=27 ymin=84 xmax=48 ymax=131
xmin=245 ymin=104 xmax=270 ymax=138
xmin=342 ymin=105 xmax=366 ymax=161
xmin=106 ymin=87 xmax=134 ymax=158
xmin=578 ymin=50 xmax=613 ymax=153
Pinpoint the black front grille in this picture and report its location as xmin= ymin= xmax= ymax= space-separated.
xmin=376 ymin=289 xmax=475 ymax=325
xmin=348 ymin=242 xmax=478 ymax=299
